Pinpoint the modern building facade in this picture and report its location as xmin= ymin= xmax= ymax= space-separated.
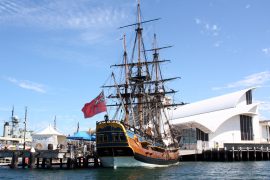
xmin=169 ymin=87 xmax=269 ymax=151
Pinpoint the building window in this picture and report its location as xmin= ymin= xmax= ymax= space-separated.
xmin=181 ymin=128 xmax=197 ymax=144
xmin=240 ymin=115 xmax=253 ymax=140
xmin=196 ymin=128 xmax=209 ymax=141
xmin=246 ymin=90 xmax=252 ymax=105
xmin=268 ymin=126 xmax=270 ymax=142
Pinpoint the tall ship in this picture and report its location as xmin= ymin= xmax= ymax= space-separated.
xmin=94 ymin=1 xmax=180 ymax=167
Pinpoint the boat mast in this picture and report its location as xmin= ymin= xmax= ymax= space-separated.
xmin=153 ymin=34 xmax=159 ymax=92
xmin=153 ymin=34 xmax=162 ymax=138
xmin=23 ymin=106 xmax=27 ymax=150
xmin=123 ymin=34 xmax=129 ymax=125
xmin=11 ymin=106 xmax=15 ymax=137
xmin=136 ymin=0 xmax=143 ymax=129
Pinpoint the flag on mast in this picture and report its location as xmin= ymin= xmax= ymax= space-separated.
xmin=82 ymin=91 xmax=107 ymax=118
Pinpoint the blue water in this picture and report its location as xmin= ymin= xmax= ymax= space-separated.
xmin=0 ymin=161 xmax=269 ymax=179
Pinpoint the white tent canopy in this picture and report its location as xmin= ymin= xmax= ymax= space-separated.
xmin=32 ymin=124 xmax=66 ymax=150
xmin=35 ymin=124 xmax=65 ymax=136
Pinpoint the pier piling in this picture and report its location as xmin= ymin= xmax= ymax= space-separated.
xmin=232 ymin=147 xmax=235 ymax=161
xmin=261 ymin=147 xmax=263 ymax=160
xmin=29 ymin=152 xmax=35 ymax=169
xmin=0 ymin=149 xmax=100 ymax=169
xmin=267 ymin=147 xmax=269 ymax=160
xmin=10 ymin=152 xmax=18 ymax=169
xmin=254 ymin=147 xmax=256 ymax=161
xmin=179 ymin=143 xmax=270 ymax=162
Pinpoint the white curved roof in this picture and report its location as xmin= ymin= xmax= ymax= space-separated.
xmin=171 ymin=87 xmax=255 ymax=119
xmin=34 ymin=124 xmax=65 ymax=136
xmin=170 ymin=103 xmax=259 ymax=133
xmin=168 ymin=87 xmax=258 ymax=133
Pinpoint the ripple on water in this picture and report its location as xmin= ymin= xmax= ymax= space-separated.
xmin=0 ymin=161 xmax=270 ymax=180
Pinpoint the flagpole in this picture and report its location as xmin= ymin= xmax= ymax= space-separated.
xmin=102 ymin=89 xmax=110 ymax=120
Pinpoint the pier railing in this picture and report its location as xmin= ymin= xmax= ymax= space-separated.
xmin=224 ymin=143 xmax=270 ymax=150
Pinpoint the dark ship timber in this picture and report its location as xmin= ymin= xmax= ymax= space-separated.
xmin=96 ymin=1 xmax=180 ymax=168
xmin=96 ymin=121 xmax=179 ymax=167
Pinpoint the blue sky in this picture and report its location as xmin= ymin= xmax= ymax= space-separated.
xmin=0 ymin=0 xmax=270 ymax=135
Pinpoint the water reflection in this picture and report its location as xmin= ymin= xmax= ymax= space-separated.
xmin=1 ymin=162 xmax=270 ymax=179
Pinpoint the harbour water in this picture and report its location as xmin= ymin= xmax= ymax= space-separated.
xmin=0 ymin=161 xmax=269 ymax=179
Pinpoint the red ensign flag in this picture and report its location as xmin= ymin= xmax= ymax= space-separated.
xmin=82 ymin=91 xmax=107 ymax=118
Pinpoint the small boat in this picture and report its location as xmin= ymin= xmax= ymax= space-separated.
xmin=95 ymin=1 xmax=181 ymax=168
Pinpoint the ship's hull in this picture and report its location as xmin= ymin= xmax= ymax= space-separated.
xmin=96 ymin=120 xmax=180 ymax=168
xmin=100 ymin=156 xmax=178 ymax=168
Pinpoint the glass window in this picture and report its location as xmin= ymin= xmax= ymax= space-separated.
xmin=240 ymin=115 xmax=253 ymax=140
xmin=246 ymin=90 xmax=252 ymax=105
xmin=196 ymin=128 xmax=209 ymax=141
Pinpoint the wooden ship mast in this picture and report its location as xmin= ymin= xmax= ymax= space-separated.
xmin=103 ymin=1 xmax=181 ymax=147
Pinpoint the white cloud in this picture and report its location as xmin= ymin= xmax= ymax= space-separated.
xmin=0 ymin=0 xmax=131 ymax=30
xmin=195 ymin=18 xmax=201 ymax=25
xmin=245 ymin=4 xmax=251 ymax=9
xmin=213 ymin=71 xmax=270 ymax=90
xmin=259 ymin=101 xmax=270 ymax=111
xmin=5 ymin=77 xmax=46 ymax=93
xmin=194 ymin=18 xmax=221 ymax=37
xmin=262 ymin=48 xmax=270 ymax=55
xmin=214 ymin=40 xmax=223 ymax=47
xmin=80 ymin=32 xmax=104 ymax=44
xmin=0 ymin=0 xmax=132 ymax=45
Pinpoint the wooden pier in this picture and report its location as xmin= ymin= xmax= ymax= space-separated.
xmin=180 ymin=143 xmax=270 ymax=161
xmin=0 ymin=149 xmax=100 ymax=169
